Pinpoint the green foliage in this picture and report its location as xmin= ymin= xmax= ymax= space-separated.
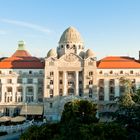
xmin=20 ymin=100 xmax=129 ymax=140
xmin=0 ymin=131 xmax=7 ymax=136
xmin=132 ymin=88 xmax=140 ymax=104
xmin=61 ymin=100 xmax=99 ymax=124
xmin=20 ymin=123 xmax=60 ymax=140
xmin=118 ymin=93 xmax=134 ymax=108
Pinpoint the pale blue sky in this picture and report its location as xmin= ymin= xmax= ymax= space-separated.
xmin=0 ymin=0 xmax=140 ymax=60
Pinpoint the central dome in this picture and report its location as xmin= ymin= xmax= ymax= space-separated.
xmin=59 ymin=26 xmax=83 ymax=44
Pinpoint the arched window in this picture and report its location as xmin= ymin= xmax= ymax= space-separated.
xmin=89 ymin=80 xmax=93 ymax=85
xmin=73 ymin=45 xmax=76 ymax=49
xmin=66 ymin=44 xmax=69 ymax=49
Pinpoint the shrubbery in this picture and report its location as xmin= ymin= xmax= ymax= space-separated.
xmin=20 ymin=100 xmax=128 ymax=140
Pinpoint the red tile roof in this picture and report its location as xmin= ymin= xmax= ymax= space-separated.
xmin=12 ymin=50 xmax=31 ymax=57
xmin=0 ymin=50 xmax=44 ymax=69
xmin=97 ymin=56 xmax=140 ymax=69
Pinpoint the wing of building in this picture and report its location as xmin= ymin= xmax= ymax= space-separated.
xmin=0 ymin=41 xmax=44 ymax=117
xmin=0 ymin=27 xmax=140 ymax=121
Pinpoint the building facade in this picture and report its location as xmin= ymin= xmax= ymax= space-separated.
xmin=44 ymin=27 xmax=140 ymax=120
xmin=0 ymin=27 xmax=140 ymax=121
xmin=0 ymin=41 xmax=44 ymax=117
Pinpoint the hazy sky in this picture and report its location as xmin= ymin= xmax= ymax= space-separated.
xmin=0 ymin=0 xmax=140 ymax=60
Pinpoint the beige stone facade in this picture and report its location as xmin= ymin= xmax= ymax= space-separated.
xmin=44 ymin=27 xmax=140 ymax=121
xmin=1 ymin=27 xmax=140 ymax=121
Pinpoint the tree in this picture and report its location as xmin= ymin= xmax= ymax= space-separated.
xmin=61 ymin=100 xmax=99 ymax=124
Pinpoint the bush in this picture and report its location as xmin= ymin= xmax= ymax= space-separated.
xmin=0 ymin=131 xmax=8 ymax=136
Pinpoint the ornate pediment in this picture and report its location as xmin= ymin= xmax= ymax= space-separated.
xmin=58 ymin=53 xmax=83 ymax=67
xmin=64 ymin=53 xmax=78 ymax=62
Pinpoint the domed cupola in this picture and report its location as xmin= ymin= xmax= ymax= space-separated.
xmin=59 ymin=26 xmax=83 ymax=44
xmin=86 ymin=49 xmax=95 ymax=58
xmin=47 ymin=49 xmax=57 ymax=58
xmin=58 ymin=26 xmax=84 ymax=57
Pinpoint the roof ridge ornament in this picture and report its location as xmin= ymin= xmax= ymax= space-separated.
xmin=18 ymin=40 xmax=26 ymax=50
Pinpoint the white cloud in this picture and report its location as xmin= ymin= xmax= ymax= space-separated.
xmin=1 ymin=19 xmax=51 ymax=34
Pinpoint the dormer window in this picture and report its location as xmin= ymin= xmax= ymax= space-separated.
xmin=120 ymin=71 xmax=123 ymax=74
xmin=110 ymin=71 xmax=113 ymax=74
xmin=99 ymin=71 xmax=103 ymax=74
xmin=9 ymin=71 xmax=12 ymax=74
xmin=130 ymin=70 xmax=133 ymax=74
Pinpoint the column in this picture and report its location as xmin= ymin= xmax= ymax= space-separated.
xmin=104 ymin=79 xmax=109 ymax=101
xmin=115 ymin=79 xmax=120 ymax=97
xmin=75 ymin=71 xmax=79 ymax=95
xmin=23 ymin=85 xmax=26 ymax=102
xmin=33 ymin=85 xmax=37 ymax=102
xmin=63 ymin=71 xmax=67 ymax=96
xmin=1 ymin=85 xmax=6 ymax=103
xmin=12 ymin=86 xmax=16 ymax=102
xmin=54 ymin=71 xmax=59 ymax=96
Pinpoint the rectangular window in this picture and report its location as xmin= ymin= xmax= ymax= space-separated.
xmin=7 ymin=79 xmax=12 ymax=84
xmin=17 ymin=78 xmax=22 ymax=84
xmin=50 ymin=80 xmax=53 ymax=85
xmin=59 ymin=89 xmax=63 ymax=96
xmin=50 ymin=72 xmax=54 ymax=76
xmin=27 ymin=79 xmax=33 ymax=84
xmin=98 ymin=79 xmax=104 ymax=86
xmin=99 ymin=95 xmax=104 ymax=101
xmin=28 ymin=88 xmax=33 ymax=93
xmin=59 ymin=80 xmax=63 ymax=84
xmin=50 ymin=103 xmax=53 ymax=108
xmin=89 ymin=71 xmax=93 ymax=76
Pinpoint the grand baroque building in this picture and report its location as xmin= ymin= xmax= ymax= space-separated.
xmin=0 ymin=27 xmax=140 ymax=120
